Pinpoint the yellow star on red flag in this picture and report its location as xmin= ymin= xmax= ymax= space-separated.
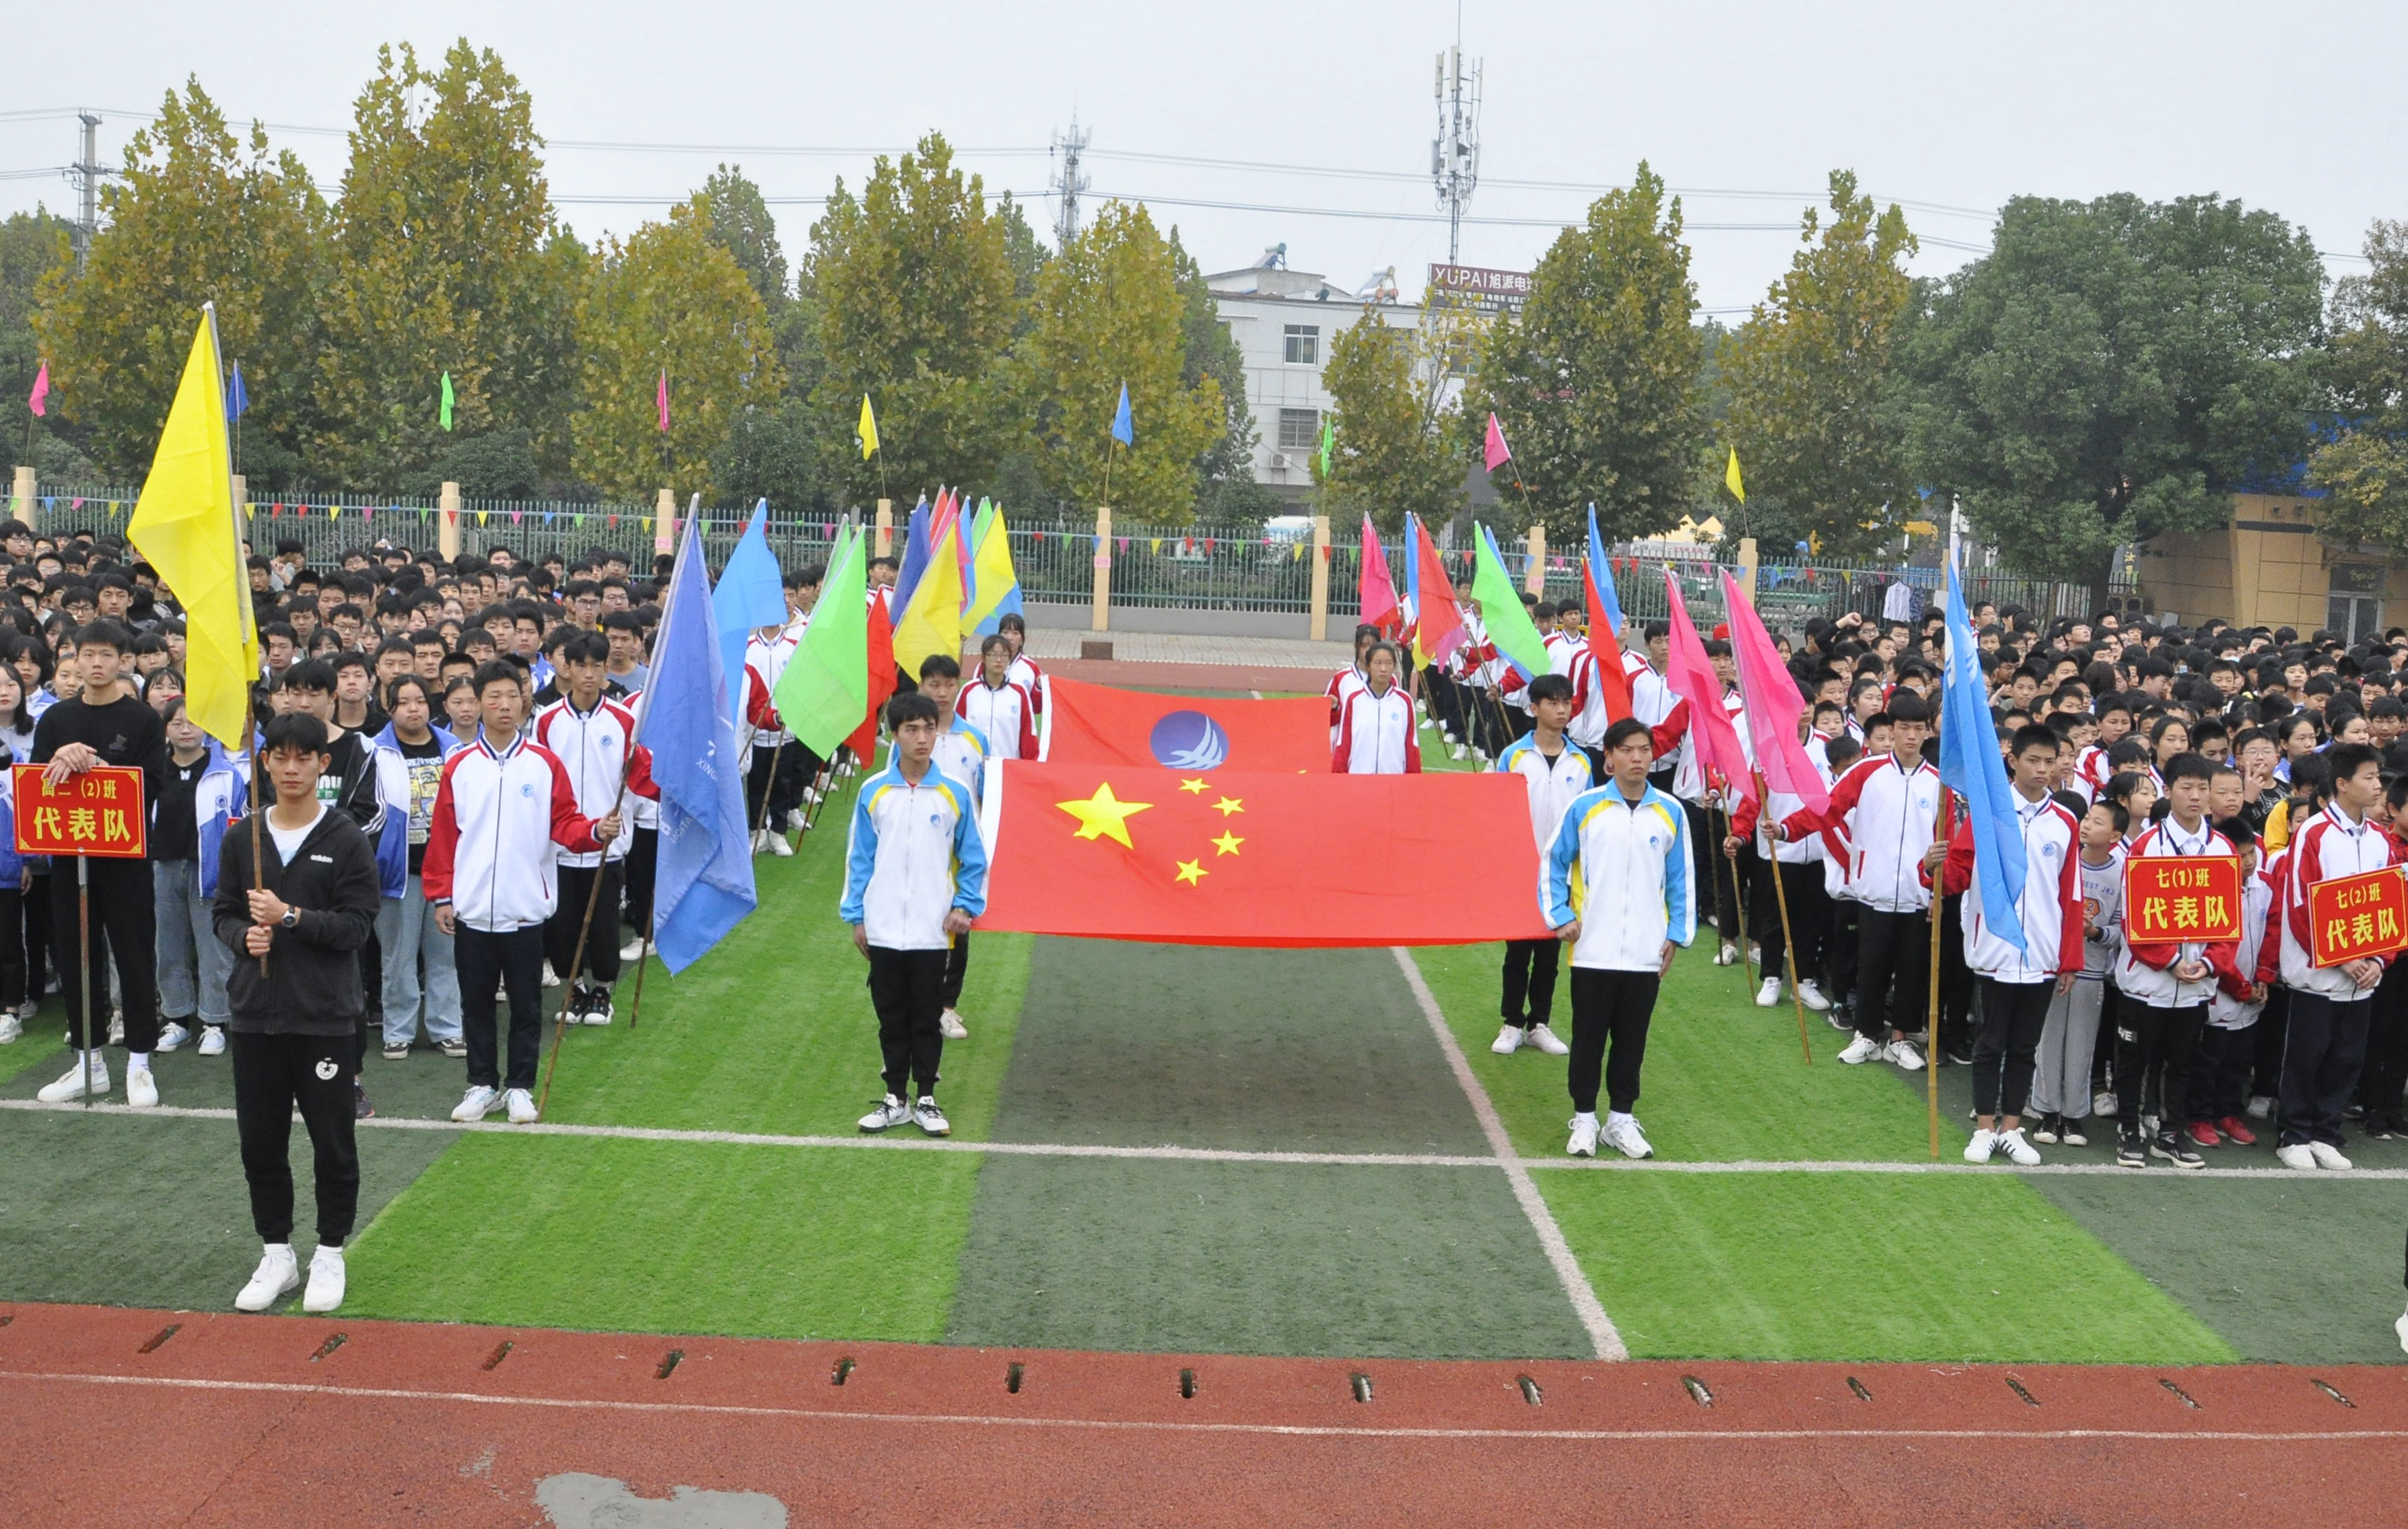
xmin=1211 ymin=831 xmax=1243 ymax=856
xmin=1173 ymin=858 xmax=1207 ymax=885
xmin=1056 ymin=782 xmax=1154 ymax=848
xmin=1212 ymin=796 xmax=1245 ymax=817
xmin=1178 ymin=777 xmax=1208 ymax=794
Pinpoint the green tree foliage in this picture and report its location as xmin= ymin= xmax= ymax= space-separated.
xmin=1891 ymin=193 xmax=2325 ymax=586
xmin=1 ymin=209 xmax=85 ymax=475
xmin=807 ymin=134 xmax=1018 ymax=500
xmin=573 ymin=200 xmax=783 ymax=502
xmin=1015 ymin=201 xmax=1222 ymax=522
xmin=1721 ymin=172 xmax=1919 ymax=557
xmin=311 ymin=40 xmax=581 ymax=487
xmin=697 ymin=165 xmax=788 ymax=312
xmin=2306 ymin=221 xmax=2408 ymax=549
xmin=1318 ymin=308 xmax=1464 ymax=534
xmin=1468 ymin=163 xmax=1701 ymax=541
xmin=33 ymin=83 xmax=326 ymax=484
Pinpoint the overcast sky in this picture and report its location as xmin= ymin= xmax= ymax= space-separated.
xmin=5 ymin=1 xmax=2399 ymax=316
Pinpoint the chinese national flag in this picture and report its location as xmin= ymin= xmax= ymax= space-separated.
xmin=1040 ymin=675 xmax=1331 ymax=774
xmin=976 ymin=763 xmax=1551 ymax=946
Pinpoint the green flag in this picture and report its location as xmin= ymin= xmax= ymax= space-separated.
xmin=1470 ymin=523 xmax=1552 ymax=682
xmin=1317 ymin=415 xmax=1334 ymax=477
xmin=439 ymin=371 xmax=455 ymax=432
xmin=773 ymin=523 xmax=869 ymax=757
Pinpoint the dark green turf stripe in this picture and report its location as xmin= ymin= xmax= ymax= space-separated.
xmin=943 ymin=1156 xmax=1591 ymax=1358
xmin=0 ymin=1109 xmax=454 ymax=1312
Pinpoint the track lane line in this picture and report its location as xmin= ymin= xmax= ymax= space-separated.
xmin=1389 ymin=945 xmax=1627 ymax=1361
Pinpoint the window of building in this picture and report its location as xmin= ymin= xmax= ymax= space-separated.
xmin=1282 ymin=325 xmax=1319 ymax=365
xmin=1277 ymin=408 xmax=1320 ymax=450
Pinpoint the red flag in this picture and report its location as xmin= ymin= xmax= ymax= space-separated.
xmin=1482 ymin=412 xmax=1511 ymax=472
xmin=977 ymin=763 xmax=1548 ymax=946
xmin=1358 ymin=515 xmax=1400 ymax=635
xmin=1039 ymin=675 xmax=1330 ymax=773
xmin=1719 ymin=570 xmax=1828 ymax=814
xmin=847 ymin=592 xmax=896 ymax=761
xmin=1661 ymin=570 xmax=1752 ymax=809
xmin=1408 ymin=516 xmax=1466 ymax=667
xmin=1583 ymin=561 xmax=1634 ymax=724
xmin=656 ymin=370 xmax=670 ymax=431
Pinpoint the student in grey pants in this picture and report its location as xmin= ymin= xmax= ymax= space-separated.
xmin=2030 ymin=793 xmax=2125 ymax=1145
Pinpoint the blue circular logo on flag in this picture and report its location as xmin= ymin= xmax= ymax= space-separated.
xmin=1150 ymin=710 xmax=1229 ymax=770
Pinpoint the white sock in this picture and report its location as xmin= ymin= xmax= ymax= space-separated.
xmin=127 ymin=1052 xmax=150 ymax=1072
xmin=1573 ymin=1111 xmax=1599 ymax=1126
xmin=315 ymin=1242 xmax=344 ymax=1259
xmin=1608 ymin=1111 xmax=1635 ymax=1129
xmin=264 ymin=1242 xmax=293 ymax=1258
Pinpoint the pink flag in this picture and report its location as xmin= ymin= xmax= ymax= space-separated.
xmin=1718 ymin=570 xmax=1828 ymax=813
xmin=656 ymin=370 xmax=670 ymax=431
xmin=28 ymin=362 xmax=48 ymax=418
xmin=1482 ymin=412 xmax=1511 ymax=472
xmin=1661 ymin=569 xmax=1752 ymax=809
xmin=1358 ymin=515 xmax=1400 ymax=634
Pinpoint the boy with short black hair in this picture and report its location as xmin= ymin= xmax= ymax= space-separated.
xmin=914 ymin=654 xmax=991 ymax=1040
xmin=1493 ymin=672 xmax=1587 ymax=1058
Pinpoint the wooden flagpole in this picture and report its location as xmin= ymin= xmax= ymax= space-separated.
xmin=1758 ymin=768 xmax=1814 ymax=1064
xmin=1927 ymin=786 xmax=1954 ymax=1158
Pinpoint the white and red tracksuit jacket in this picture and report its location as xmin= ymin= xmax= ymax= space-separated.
xmin=2114 ymin=816 xmax=2245 ymax=1009
xmin=957 ymin=678 xmax=1038 ymax=760
xmin=1936 ymin=790 xmax=2084 ymax=982
xmin=1780 ymin=751 xmax=1942 ymax=913
xmin=421 ymin=729 xmax=613 ymax=932
xmin=1332 ymin=684 xmax=1420 ymax=774
xmin=532 ymin=695 xmax=659 ymax=869
xmin=1007 ymin=654 xmax=1045 ymax=712
xmin=2277 ymin=804 xmax=2403 ymax=999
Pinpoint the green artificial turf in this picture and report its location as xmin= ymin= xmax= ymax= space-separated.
xmin=346 ymin=1134 xmax=981 ymax=1343
xmin=1415 ymin=941 xmax=1958 ymax=1163
xmin=0 ymin=1109 xmax=454 ymax=1312
xmin=1540 ymin=1169 xmax=2237 ymax=1364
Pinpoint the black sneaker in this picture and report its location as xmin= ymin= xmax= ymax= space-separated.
xmin=2117 ymin=1133 xmax=2147 ymax=1169
xmin=2154 ymin=1132 xmax=2204 ymax=1169
xmin=354 ymin=1081 xmax=375 ymax=1120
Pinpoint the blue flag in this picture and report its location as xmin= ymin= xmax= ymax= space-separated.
xmin=637 ymin=518 xmax=759 ymax=974
xmin=891 ymin=498 xmax=933 ymax=613
xmin=1585 ymin=504 xmax=1624 ymax=637
xmin=1938 ymin=557 xmax=2027 ymax=952
xmin=1111 ymin=382 xmax=1134 ymax=446
xmin=225 ymin=360 xmax=249 ymax=423
xmin=711 ymin=502 xmax=788 ymax=726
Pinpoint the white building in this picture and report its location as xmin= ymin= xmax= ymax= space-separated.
xmin=1205 ymin=250 xmax=1420 ymax=506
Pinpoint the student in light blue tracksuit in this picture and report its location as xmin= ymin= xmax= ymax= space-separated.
xmin=1544 ymin=715 xmax=1696 ymax=1162
xmin=369 ymin=676 xmax=461 ymax=1057
xmin=152 ymin=708 xmax=244 ymax=1057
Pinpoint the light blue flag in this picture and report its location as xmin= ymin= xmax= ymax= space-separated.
xmin=1111 ymin=382 xmax=1134 ymax=446
xmin=711 ymin=501 xmax=787 ymax=725
xmin=637 ymin=518 xmax=758 ymax=974
xmin=1938 ymin=557 xmax=2027 ymax=951
xmin=1585 ymin=504 xmax=1624 ymax=637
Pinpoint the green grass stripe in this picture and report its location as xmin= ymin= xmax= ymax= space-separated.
xmin=1415 ymin=942 xmax=1955 ymax=1162
xmin=347 ymin=1134 xmax=979 ymax=1343
xmin=1540 ymin=1169 xmax=2237 ymax=1363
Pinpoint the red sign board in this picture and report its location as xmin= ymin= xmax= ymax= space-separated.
xmin=13 ymin=764 xmax=147 ymax=858
xmin=2306 ymin=867 xmax=2408 ymax=967
xmin=2123 ymin=856 xmax=2244 ymax=945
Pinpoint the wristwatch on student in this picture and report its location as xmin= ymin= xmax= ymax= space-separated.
xmin=279 ymin=907 xmax=299 ymax=930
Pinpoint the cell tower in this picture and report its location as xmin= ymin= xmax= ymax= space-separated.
xmin=1051 ymin=114 xmax=1091 ymax=248
xmin=1431 ymin=30 xmax=1482 ymax=266
xmin=70 ymin=112 xmax=102 ymax=271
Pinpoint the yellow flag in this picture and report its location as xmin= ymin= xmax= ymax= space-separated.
xmin=892 ymin=520 xmax=965 ymax=679
xmin=127 ymin=306 xmax=256 ymax=749
xmin=1724 ymin=446 xmax=1745 ymax=504
xmin=858 ymin=395 xmax=880 ymax=460
xmin=963 ymin=509 xmax=1021 ymax=631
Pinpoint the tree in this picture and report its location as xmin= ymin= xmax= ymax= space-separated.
xmin=1720 ymin=171 xmax=1919 ymax=557
xmin=1466 ymin=163 xmax=1701 ymax=541
xmin=572 ymin=199 xmax=784 ymax=502
xmin=806 ymin=133 xmax=1019 ymax=502
xmin=1014 ymin=200 xmax=1223 ymax=522
xmin=32 ymin=83 xmax=327 ymax=484
xmin=697 ymin=165 xmax=788 ymax=312
xmin=1 ymin=209 xmax=85 ymax=475
xmin=311 ymin=40 xmax=582 ymax=486
xmin=1317 ymin=306 xmax=1464 ymax=534
xmin=1890 ymin=193 xmax=2325 ymax=589
xmin=2306 ymin=220 xmax=2408 ymax=550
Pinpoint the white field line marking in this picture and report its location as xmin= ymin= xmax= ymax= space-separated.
xmin=5 ymin=1097 xmax=2401 ymax=1181
xmin=9 ymin=1371 xmax=2395 ymax=1446
xmin=1389 ymin=945 xmax=1626 ymax=1362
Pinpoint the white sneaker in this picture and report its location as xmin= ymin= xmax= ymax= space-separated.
xmin=197 ymin=1025 xmax=226 ymax=1056
xmin=938 ymin=1007 xmax=969 ymax=1040
xmin=1526 ymin=1023 xmax=1570 ymax=1056
xmin=1716 ymin=943 xmax=1739 ymax=967
xmin=1605 ymin=1116 xmax=1654 ymax=1159
xmin=0 ymin=1011 xmax=18 ymax=1044
xmin=303 ymin=1245 xmax=345 ymax=1314
xmin=2308 ymin=1141 xmax=2353 ymax=1170
xmin=1995 ymin=1127 xmax=2042 ymax=1166
xmin=788 ymin=808 xmax=808 ymax=831
xmin=1885 ymin=1039 xmax=1926 ymax=1072
xmin=1795 ymin=980 xmax=1832 ymax=1012
xmin=750 ymin=828 xmax=770 ymax=856
xmin=13 ymin=998 xmax=33 ymax=1023
xmin=504 ymin=1088 xmax=539 ymax=1124
xmin=125 ymin=1064 xmax=158 ymax=1109
xmin=36 ymin=1054 xmax=108 ymax=1103
xmin=451 ymin=1084 xmax=500 ymax=1122
xmin=2246 ymin=1095 xmax=2273 ymax=1120
xmin=912 ymin=1097 xmax=951 ymax=1136
xmin=541 ymin=961 xmax=560 ymax=987
xmin=1567 ymin=1114 xmax=1599 ymax=1157
xmin=2094 ymin=1091 xmax=2118 ymax=1118
xmin=2276 ymin=1143 xmax=2317 ymax=1170
xmin=1964 ymin=1128 xmax=1997 ymax=1164
xmin=768 ymin=832 xmax=794 ymax=857
xmin=858 ymin=1094 xmax=911 ymax=1132
xmin=108 ymin=1017 xmax=125 ymax=1046
xmin=234 ymin=1244 xmax=300 ymax=1312
xmin=1490 ymin=1024 xmax=1523 ymax=1056
xmin=156 ymin=1022 xmax=191 ymax=1052
xmin=2397 ymin=1305 xmax=2408 ymax=1358
xmin=1449 ymin=743 xmax=1467 ymax=761
xmin=1754 ymin=977 xmax=1782 ymax=1007
xmin=619 ymin=936 xmax=648 ymax=963
xmin=1838 ymin=1034 xmax=1882 ymax=1065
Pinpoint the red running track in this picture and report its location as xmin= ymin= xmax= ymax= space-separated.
xmin=3 ymin=1301 xmax=2404 ymax=1527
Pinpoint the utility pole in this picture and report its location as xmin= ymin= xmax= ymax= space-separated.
xmin=71 ymin=112 xmax=102 ymax=271
xmin=1050 ymin=114 xmax=1091 ymax=248
xmin=1430 ymin=22 xmax=1482 ymax=267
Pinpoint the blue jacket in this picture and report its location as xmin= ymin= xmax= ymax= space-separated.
xmin=369 ymin=720 xmax=460 ymax=899
xmin=196 ymin=740 xmax=250 ymax=897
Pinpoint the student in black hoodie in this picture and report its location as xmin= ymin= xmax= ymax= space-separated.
xmin=275 ymin=660 xmax=384 ymax=1117
xmin=213 ymin=712 xmax=380 ymax=1315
